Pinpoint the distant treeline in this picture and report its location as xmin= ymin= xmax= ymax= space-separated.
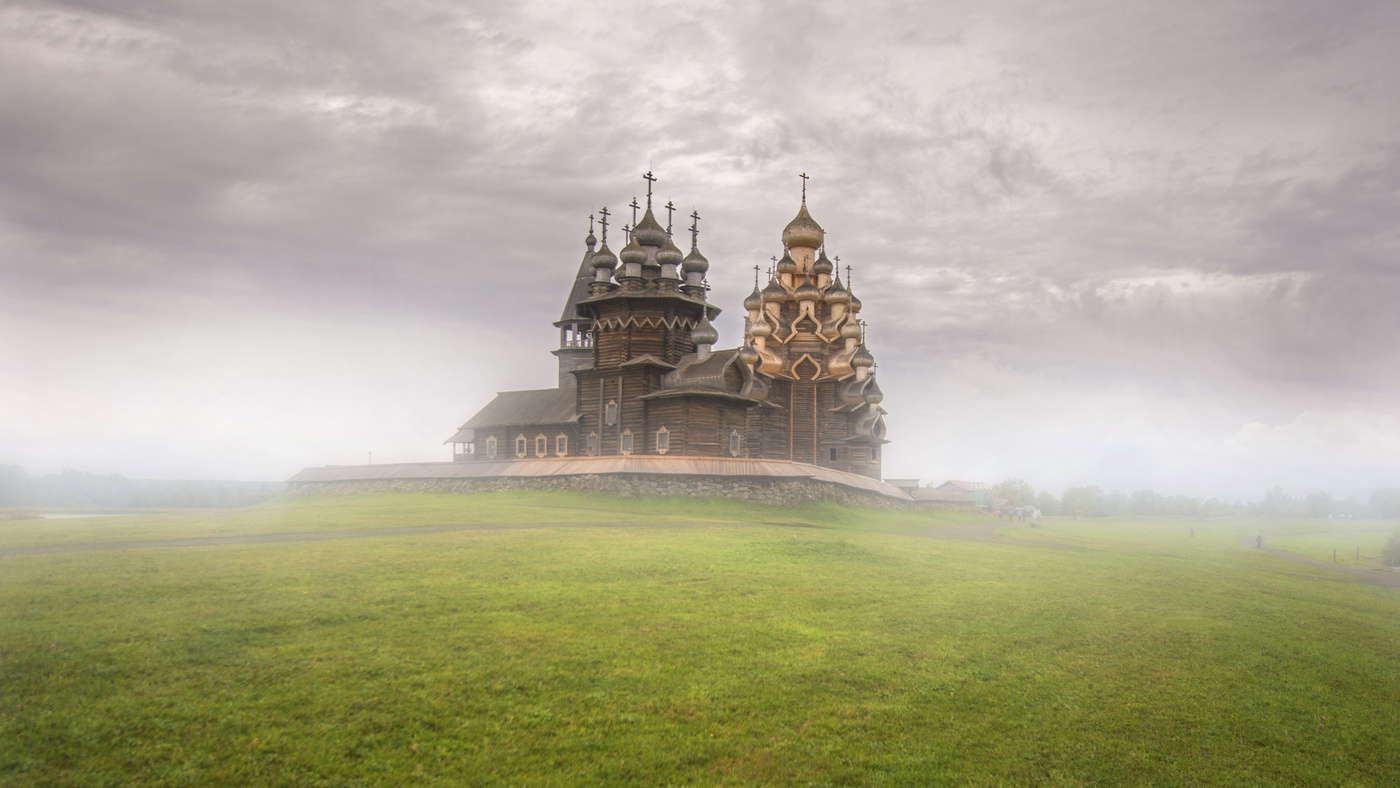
xmin=992 ymin=478 xmax=1400 ymax=519
xmin=0 ymin=465 xmax=283 ymax=509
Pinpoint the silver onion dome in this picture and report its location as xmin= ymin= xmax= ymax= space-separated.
xmin=591 ymin=243 xmax=618 ymax=270
xmin=691 ymin=315 xmax=719 ymax=346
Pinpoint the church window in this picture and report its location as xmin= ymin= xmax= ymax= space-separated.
xmin=486 ymin=436 xmax=497 ymax=459
xmin=656 ymin=426 xmax=670 ymax=455
xmin=871 ymin=447 xmax=880 ymax=463
xmin=621 ymin=429 xmax=633 ymax=455
xmin=829 ymin=447 xmax=839 ymax=462
xmin=729 ymin=429 xmax=741 ymax=457
xmin=605 ymin=400 xmax=618 ymax=426
xmin=556 ymin=435 xmax=568 ymax=456
xmin=515 ymin=435 xmax=527 ymax=458
xmin=535 ymin=435 xmax=547 ymax=457
xmin=587 ymin=432 xmax=598 ymax=456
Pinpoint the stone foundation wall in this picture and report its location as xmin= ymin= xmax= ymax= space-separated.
xmin=286 ymin=473 xmax=972 ymax=511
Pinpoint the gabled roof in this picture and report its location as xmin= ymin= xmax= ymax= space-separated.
xmin=557 ymin=246 xmax=598 ymax=325
xmin=911 ymin=488 xmax=974 ymax=502
xmin=443 ymin=428 xmax=475 ymax=445
xmin=459 ymin=388 xmax=578 ymax=431
xmin=935 ymin=480 xmax=992 ymax=492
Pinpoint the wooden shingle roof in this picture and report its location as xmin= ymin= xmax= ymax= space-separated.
xmin=459 ymin=388 xmax=578 ymax=430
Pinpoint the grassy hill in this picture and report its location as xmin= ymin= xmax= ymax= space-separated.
xmin=2 ymin=493 xmax=1397 ymax=785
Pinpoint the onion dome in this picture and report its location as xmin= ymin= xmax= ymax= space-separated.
xmin=825 ymin=277 xmax=850 ymax=304
xmin=813 ymin=250 xmax=833 ymax=276
xmin=848 ymin=290 xmax=863 ymax=311
xmin=839 ymin=319 xmax=862 ymax=340
xmin=761 ymin=276 xmax=786 ymax=302
xmin=852 ymin=346 xmax=875 ymax=369
xmin=743 ymin=285 xmax=763 ymax=311
xmin=682 ymin=246 xmax=709 ymax=276
xmin=738 ymin=342 xmax=760 ymax=366
xmin=657 ymin=237 xmax=684 ymax=268
xmin=794 ymin=280 xmax=821 ymax=301
xmin=591 ymin=243 xmax=617 ymax=270
xmin=749 ymin=312 xmax=773 ymax=338
xmin=619 ymin=237 xmax=647 ymax=266
xmin=776 ymin=251 xmax=798 ymax=276
xmin=691 ymin=315 xmax=719 ymax=346
xmin=782 ymin=200 xmax=825 ymax=249
xmin=864 ymin=378 xmax=884 ymax=404
xmin=633 ymin=208 xmax=669 ymax=247
xmin=586 ymin=230 xmax=597 ymax=248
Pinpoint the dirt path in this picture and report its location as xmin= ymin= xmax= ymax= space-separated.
xmin=908 ymin=520 xmax=1089 ymax=550
xmin=0 ymin=521 xmax=752 ymax=558
xmin=1246 ymin=535 xmax=1400 ymax=589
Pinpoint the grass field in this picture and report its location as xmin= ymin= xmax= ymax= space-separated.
xmin=2 ymin=494 xmax=1398 ymax=786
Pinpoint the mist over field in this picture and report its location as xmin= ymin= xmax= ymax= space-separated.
xmin=3 ymin=0 xmax=1398 ymax=501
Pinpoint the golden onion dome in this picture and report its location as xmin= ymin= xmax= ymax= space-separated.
xmin=738 ymin=342 xmax=760 ymax=366
xmin=761 ymin=277 xmax=787 ymax=302
xmin=782 ymin=200 xmax=825 ymax=249
xmin=743 ymin=285 xmax=763 ymax=311
xmin=825 ymin=278 xmax=850 ymax=304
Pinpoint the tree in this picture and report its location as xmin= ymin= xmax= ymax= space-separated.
xmin=1383 ymin=530 xmax=1400 ymax=568
xmin=1035 ymin=490 xmax=1059 ymax=516
xmin=1370 ymin=488 xmax=1400 ymax=519
xmin=1061 ymin=485 xmax=1104 ymax=518
xmin=1131 ymin=490 xmax=1161 ymax=517
xmin=994 ymin=478 xmax=1035 ymax=508
xmin=1303 ymin=491 xmax=1333 ymax=519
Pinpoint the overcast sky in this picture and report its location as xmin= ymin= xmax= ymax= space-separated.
xmin=3 ymin=0 xmax=1398 ymax=501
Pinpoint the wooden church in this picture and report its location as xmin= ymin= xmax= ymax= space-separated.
xmin=446 ymin=175 xmax=889 ymax=480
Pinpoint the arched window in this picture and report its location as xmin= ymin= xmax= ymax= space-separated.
xmin=656 ymin=426 xmax=670 ymax=455
xmin=555 ymin=434 xmax=568 ymax=456
xmin=587 ymin=432 xmax=598 ymax=456
xmin=605 ymin=400 xmax=618 ymax=426
xmin=620 ymin=429 xmax=633 ymax=455
xmin=515 ymin=435 xmax=527 ymax=458
xmin=729 ymin=429 xmax=741 ymax=457
xmin=535 ymin=434 xmax=547 ymax=457
xmin=486 ymin=436 xmax=497 ymax=459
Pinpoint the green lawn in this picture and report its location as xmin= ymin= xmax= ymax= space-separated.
xmin=2 ymin=495 xmax=1397 ymax=786
xmin=1268 ymin=528 xmax=1398 ymax=568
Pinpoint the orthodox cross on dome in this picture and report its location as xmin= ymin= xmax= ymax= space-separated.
xmin=643 ymin=171 xmax=657 ymax=206
xmin=629 ymin=197 xmax=640 ymax=227
xmin=622 ymin=223 xmax=632 ymax=242
xmin=665 ymin=200 xmax=676 ymax=235
xmin=689 ymin=210 xmax=701 ymax=247
xmin=589 ymin=214 xmax=595 ymax=234
xmin=753 ymin=264 xmax=760 ymax=288
xmin=598 ymin=206 xmax=610 ymax=244
xmin=799 ymin=172 xmax=809 ymax=201
xmin=846 ymin=264 xmax=852 ymax=289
